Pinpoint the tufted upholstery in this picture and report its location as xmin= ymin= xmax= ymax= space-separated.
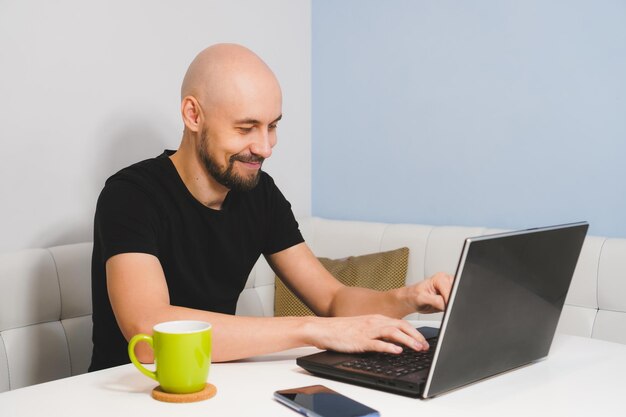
xmin=0 ymin=243 xmax=92 ymax=393
xmin=1 ymin=217 xmax=625 ymax=393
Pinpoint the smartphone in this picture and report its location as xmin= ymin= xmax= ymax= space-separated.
xmin=274 ymin=384 xmax=380 ymax=417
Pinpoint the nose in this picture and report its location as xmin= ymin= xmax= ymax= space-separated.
xmin=250 ymin=129 xmax=275 ymax=159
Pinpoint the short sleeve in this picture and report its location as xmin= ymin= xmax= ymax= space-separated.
xmin=94 ymin=179 xmax=161 ymax=262
xmin=262 ymin=178 xmax=304 ymax=255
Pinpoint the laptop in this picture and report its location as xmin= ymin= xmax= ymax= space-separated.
xmin=297 ymin=222 xmax=589 ymax=398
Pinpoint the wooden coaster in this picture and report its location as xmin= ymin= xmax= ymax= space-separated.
xmin=151 ymin=383 xmax=217 ymax=403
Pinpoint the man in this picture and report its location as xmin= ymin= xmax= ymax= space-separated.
xmin=89 ymin=43 xmax=452 ymax=371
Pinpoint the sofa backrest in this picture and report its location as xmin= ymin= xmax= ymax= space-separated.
xmin=1 ymin=217 xmax=625 ymax=393
xmin=0 ymin=243 xmax=92 ymax=393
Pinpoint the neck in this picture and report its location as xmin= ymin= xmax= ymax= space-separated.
xmin=170 ymin=135 xmax=229 ymax=210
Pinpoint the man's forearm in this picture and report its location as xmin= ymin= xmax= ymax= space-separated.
xmin=128 ymin=305 xmax=319 ymax=363
xmin=128 ymin=303 xmax=436 ymax=363
xmin=207 ymin=312 xmax=317 ymax=362
xmin=326 ymin=273 xmax=452 ymax=319
xmin=327 ymin=285 xmax=415 ymax=319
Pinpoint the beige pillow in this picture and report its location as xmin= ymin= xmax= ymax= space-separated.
xmin=274 ymin=247 xmax=409 ymax=317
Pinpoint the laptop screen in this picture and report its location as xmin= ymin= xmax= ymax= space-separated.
xmin=424 ymin=222 xmax=588 ymax=397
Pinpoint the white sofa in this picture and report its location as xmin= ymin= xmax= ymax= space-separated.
xmin=1 ymin=217 xmax=625 ymax=393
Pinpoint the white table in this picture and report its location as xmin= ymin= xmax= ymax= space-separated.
xmin=1 ymin=334 xmax=624 ymax=416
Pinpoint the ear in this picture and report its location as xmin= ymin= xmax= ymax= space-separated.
xmin=181 ymin=96 xmax=203 ymax=133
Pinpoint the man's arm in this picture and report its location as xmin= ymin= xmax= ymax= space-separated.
xmin=267 ymin=243 xmax=453 ymax=344
xmin=107 ymin=252 xmax=318 ymax=363
xmin=107 ymin=249 xmax=438 ymax=363
xmin=268 ymin=242 xmax=453 ymax=318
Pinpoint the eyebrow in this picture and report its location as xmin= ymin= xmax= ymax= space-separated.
xmin=234 ymin=114 xmax=282 ymax=125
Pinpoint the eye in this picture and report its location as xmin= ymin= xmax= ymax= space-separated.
xmin=269 ymin=123 xmax=278 ymax=130
xmin=236 ymin=126 xmax=253 ymax=134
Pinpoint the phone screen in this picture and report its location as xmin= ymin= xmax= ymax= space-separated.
xmin=274 ymin=385 xmax=380 ymax=417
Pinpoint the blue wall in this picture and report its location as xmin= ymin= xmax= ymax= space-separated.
xmin=312 ymin=0 xmax=626 ymax=237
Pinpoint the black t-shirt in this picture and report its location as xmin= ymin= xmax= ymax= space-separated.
xmin=89 ymin=150 xmax=303 ymax=371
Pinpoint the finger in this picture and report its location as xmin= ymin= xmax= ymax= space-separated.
xmin=422 ymin=293 xmax=446 ymax=312
xmin=431 ymin=273 xmax=453 ymax=306
xmin=402 ymin=324 xmax=430 ymax=350
xmin=367 ymin=339 xmax=403 ymax=354
xmin=438 ymin=274 xmax=454 ymax=305
xmin=381 ymin=323 xmax=429 ymax=351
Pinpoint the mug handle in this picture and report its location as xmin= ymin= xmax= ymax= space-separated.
xmin=128 ymin=334 xmax=157 ymax=381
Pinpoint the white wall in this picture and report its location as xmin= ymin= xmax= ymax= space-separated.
xmin=0 ymin=0 xmax=311 ymax=253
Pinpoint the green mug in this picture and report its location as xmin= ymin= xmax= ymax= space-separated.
xmin=128 ymin=320 xmax=212 ymax=394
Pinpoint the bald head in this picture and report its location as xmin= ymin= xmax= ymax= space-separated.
xmin=175 ymin=44 xmax=282 ymax=195
xmin=181 ymin=43 xmax=281 ymax=110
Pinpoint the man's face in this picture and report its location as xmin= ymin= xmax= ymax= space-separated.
xmin=196 ymin=76 xmax=282 ymax=192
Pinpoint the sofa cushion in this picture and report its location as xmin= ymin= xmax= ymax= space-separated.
xmin=2 ymin=321 xmax=71 ymax=390
xmin=0 ymin=249 xmax=60 ymax=332
xmin=274 ymin=247 xmax=409 ymax=316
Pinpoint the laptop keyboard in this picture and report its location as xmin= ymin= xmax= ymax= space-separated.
xmin=340 ymin=337 xmax=438 ymax=378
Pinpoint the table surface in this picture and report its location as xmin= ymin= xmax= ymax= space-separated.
xmin=1 ymin=333 xmax=624 ymax=417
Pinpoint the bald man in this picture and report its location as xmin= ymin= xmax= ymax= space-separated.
xmin=89 ymin=44 xmax=452 ymax=372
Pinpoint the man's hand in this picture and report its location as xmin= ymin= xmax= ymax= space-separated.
xmin=404 ymin=272 xmax=454 ymax=314
xmin=305 ymin=314 xmax=431 ymax=354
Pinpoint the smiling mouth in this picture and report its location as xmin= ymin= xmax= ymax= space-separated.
xmin=239 ymin=160 xmax=262 ymax=169
xmin=232 ymin=155 xmax=264 ymax=169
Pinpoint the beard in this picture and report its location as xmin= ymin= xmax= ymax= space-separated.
xmin=198 ymin=129 xmax=264 ymax=192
